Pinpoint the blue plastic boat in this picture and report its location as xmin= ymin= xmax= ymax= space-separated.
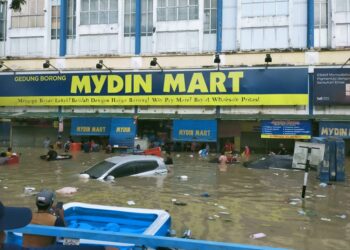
xmin=6 ymin=202 xmax=171 ymax=249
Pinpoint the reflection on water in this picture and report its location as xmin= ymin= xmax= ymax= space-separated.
xmin=1 ymin=148 xmax=350 ymax=250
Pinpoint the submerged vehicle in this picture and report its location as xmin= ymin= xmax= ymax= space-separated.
xmin=80 ymin=155 xmax=168 ymax=180
xmin=6 ymin=202 xmax=171 ymax=249
xmin=243 ymin=154 xmax=294 ymax=170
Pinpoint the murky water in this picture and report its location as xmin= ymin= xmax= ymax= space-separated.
xmin=1 ymin=148 xmax=350 ymax=250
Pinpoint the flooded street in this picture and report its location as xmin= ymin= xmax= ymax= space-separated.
xmin=1 ymin=148 xmax=350 ymax=250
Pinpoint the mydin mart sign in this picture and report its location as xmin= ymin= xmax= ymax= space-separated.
xmin=0 ymin=68 xmax=308 ymax=106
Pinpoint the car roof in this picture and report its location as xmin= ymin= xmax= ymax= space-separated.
xmin=105 ymin=154 xmax=163 ymax=164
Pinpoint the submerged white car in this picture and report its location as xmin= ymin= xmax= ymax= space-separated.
xmin=80 ymin=155 xmax=168 ymax=180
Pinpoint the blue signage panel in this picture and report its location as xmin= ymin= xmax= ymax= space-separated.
xmin=314 ymin=68 xmax=350 ymax=105
xmin=70 ymin=117 xmax=111 ymax=136
xmin=261 ymin=120 xmax=311 ymax=139
xmin=109 ymin=118 xmax=136 ymax=147
xmin=0 ymin=68 xmax=308 ymax=106
xmin=173 ymin=120 xmax=217 ymax=142
xmin=319 ymin=122 xmax=350 ymax=138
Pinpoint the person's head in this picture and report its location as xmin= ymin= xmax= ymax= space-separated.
xmin=7 ymin=147 xmax=12 ymax=152
xmin=36 ymin=190 xmax=55 ymax=211
xmin=0 ymin=201 xmax=32 ymax=242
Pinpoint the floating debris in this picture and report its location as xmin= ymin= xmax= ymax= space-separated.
xmin=218 ymin=211 xmax=230 ymax=215
xmin=336 ymin=214 xmax=347 ymax=219
xmin=200 ymin=192 xmax=210 ymax=197
xmin=319 ymin=183 xmax=327 ymax=187
xmin=316 ymin=195 xmax=327 ymax=198
xmin=127 ymin=200 xmax=135 ymax=206
xmin=174 ymin=201 xmax=187 ymax=206
xmin=320 ymin=217 xmax=331 ymax=222
xmin=56 ymin=187 xmax=78 ymax=195
xmin=218 ymin=205 xmax=227 ymax=210
xmin=250 ymin=233 xmax=266 ymax=239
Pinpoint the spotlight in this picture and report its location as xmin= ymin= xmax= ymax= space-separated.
xmin=150 ymin=57 xmax=163 ymax=72
xmin=96 ymin=60 xmax=112 ymax=72
xmin=43 ymin=60 xmax=61 ymax=73
xmin=214 ymin=54 xmax=221 ymax=70
xmin=265 ymin=54 xmax=272 ymax=69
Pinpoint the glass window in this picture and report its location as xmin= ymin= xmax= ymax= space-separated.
xmin=0 ymin=1 xmax=7 ymax=41
xmin=241 ymin=0 xmax=289 ymax=17
xmin=335 ymin=0 xmax=348 ymax=12
xmin=51 ymin=0 xmax=76 ymax=40
xmin=67 ymin=0 xmax=77 ymax=38
xmin=51 ymin=5 xmax=60 ymax=40
xmin=204 ymin=0 xmax=216 ymax=34
xmin=134 ymin=161 xmax=159 ymax=174
xmin=141 ymin=0 xmax=153 ymax=36
xmin=11 ymin=0 xmax=45 ymax=28
xmin=108 ymin=162 xmax=136 ymax=178
xmin=157 ymin=0 xmax=198 ymax=21
xmin=314 ymin=0 xmax=327 ymax=28
xmin=83 ymin=161 xmax=115 ymax=179
xmin=80 ymin=0 xmax=117 ymax=25
xmin=124 ymin=0 xmax=136 ymax=36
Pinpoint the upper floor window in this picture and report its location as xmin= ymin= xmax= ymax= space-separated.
xmin=51 ymin=3 xmax=60 ymax=39
xmin=335 ymin=0 xmax=350 ymax=12
xmin=67 ymin=0 xmax=77 ymax=38
xmin=80 ymin=0 xmax=118 ymax=25
xmin=315 ymin=0 xmax=327 ymax=29
xmin=124 ymin=0 xmax=135 ymax=36
xmin=157 ymin=0 xmax=199 ymax=21
xmin=142 ymin=0 xmax=153 ymax=36
xmin=204 ymin=0 xmax=216 ymax=34
xmin=11 ymin=0 xmax=45 ymax=28
xmin=51 ymin=0 xmax=76 ymax=40
xmin=241 ymin=0 xmax=289 ymax=17
xmin=0 ymin=1 xmax=7 ymax=41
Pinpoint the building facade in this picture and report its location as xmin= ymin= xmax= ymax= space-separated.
xmin=1 ymin=0 xmax=350 ymax=153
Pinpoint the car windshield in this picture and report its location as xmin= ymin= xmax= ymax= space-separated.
xmin=83 ymin=161 xmax=115 ymax=179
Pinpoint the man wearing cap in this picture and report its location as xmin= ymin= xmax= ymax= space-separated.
xmin=0 ymin=200 xmax=32 ymax=249
xmin=23 ymin=189 xmax=65 ymax=248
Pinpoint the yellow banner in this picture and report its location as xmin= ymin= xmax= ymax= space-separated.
xmin=261 ymin=134 xmax=311 ymax=139
xmin=0 ymin=94 xmax=308 ymax=106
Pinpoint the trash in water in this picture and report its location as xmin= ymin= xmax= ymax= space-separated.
xmin=178 ymin=175 xmax=188 ymax=181
xmin=250 ymin=233 xmax=266 ymax=239
xmin=176 ymin=154 xmax=180 ymax=158
xmin=79 ymin=173 xmax=90 ymax=179
xmin=24 ymin=186 xmax=36 ymax=193
xmin=273 ymin=173 xmax=279 ymax=176
xmin=316 ymin=194 xmax=327 ymax=198
xmin=56 ymin=187 xmax=78 ymax=195
xmin=319 ymin=183 xmax=327 ymax=187
xmin=320 ymin=217 xmax=331 ymax=222
xmin=171 ymin=198 xmax=177 ymax=202
xmin=3 ymin=186 xmax=8 ymax=189
xmin=218 ymin=205 xmax=227 ymax=209
xmin=169 ymin=229 xmax=177 ymax=236
xmin=200 ymin=192 xmax=210 ymax=197
xmin=174 ymin=201 xmax=187 ymax=206
xmin=289 ymin=201 xmax=298 ymax=205
xmin=298 ymin=210 xmax=306 ymax=216
xmin=214 ymin=214 xmax=220 ymax=218
xmin=183 ymin=193 xmax=190 ymax=196
xmin=127 ymin=200 xmax=136 ymax=206
xmin=208 ymin=216 xmax=215 ymax=220
xmin=182 ymin=229 xmax=192 ymax=239
xmin=219 ymin=211 xmax=230 ymax=215
xmin=336 ymin=214 xmax=347 ymax=219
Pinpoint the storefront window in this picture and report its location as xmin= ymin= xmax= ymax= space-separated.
xmin=0 ymin=1 xmax=7 ymax=41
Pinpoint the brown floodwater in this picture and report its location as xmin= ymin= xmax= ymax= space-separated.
xmin=1 ymin=148 xmax=349 ymax=250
